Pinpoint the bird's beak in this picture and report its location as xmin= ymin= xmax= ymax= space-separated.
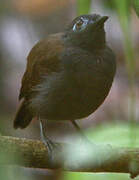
xmin=95 ymin=16 xmax=109 ymax=27
xmin=87 ymin=16 xmax=109 ymax=31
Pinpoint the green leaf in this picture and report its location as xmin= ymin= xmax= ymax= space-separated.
xmin=77 ymin=0 xmax=92 ymax=15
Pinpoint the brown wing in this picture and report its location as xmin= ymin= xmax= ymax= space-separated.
xmin=19 ymin=33 xmax=64 ymax=100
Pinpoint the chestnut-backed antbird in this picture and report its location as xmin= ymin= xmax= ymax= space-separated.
xmin=14 ymin=14 xmax=116 ymax=155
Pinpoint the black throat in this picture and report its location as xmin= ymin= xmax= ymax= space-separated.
xmin=63 ymin=29 xmax=106 ymax=52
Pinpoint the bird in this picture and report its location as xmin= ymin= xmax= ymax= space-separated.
xmin=14 ymin=14 xmax=116 ymax=155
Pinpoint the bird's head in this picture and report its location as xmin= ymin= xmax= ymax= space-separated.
xmin=64 ymin=14 xmax=108 ymax=50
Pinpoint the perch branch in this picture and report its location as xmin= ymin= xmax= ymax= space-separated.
xmin=0 ymin=135 xmax=139 ymax=178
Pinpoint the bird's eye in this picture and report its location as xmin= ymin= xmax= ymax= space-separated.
xmin=76 ymin=19 xmax=84 ymax=29
xmin=73 ymin=18 xmax=88 ymax=32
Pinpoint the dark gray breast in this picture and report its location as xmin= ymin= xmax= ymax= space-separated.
xmin=30 ymin=46 xmax=116 ymax=120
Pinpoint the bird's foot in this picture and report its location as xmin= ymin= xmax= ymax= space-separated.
xmin=42 ymin=138 xmax=62 ymax=165
xmin=39 ymin=119 xmax=62 ymax=166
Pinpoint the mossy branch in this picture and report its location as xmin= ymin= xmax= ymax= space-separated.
xmin=0 ymin=135 xmax=139 ymax=178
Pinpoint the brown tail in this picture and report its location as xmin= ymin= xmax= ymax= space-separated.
xmin=14 ymin=98 xmax=32 ymax=129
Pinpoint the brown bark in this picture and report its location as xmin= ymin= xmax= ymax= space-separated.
xmin=0 ymin=135 xmax=139 ymax=178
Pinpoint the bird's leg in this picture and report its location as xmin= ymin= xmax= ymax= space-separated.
xmin=71 ymin=120 xmax=91 ymax=143
xmin=39 ymin=118 xmax=55 ymax=158
xmin=39 ymin=118 xmax=63 ymax=166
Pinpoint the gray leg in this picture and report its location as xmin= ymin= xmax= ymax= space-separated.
xmin=39 ymin=118 xmax=62 ymax=165
xmin=39 ymin=118 xmax=54 ymax=157
xmin=71 ymin=120 xmax=90 ymax=142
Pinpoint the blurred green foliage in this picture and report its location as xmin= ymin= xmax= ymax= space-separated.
xmin=64 ymin=172 xmax=131 ymax=180
xmin=112 ymin=0 xmax=131 ymax=16
xmin=77 ymin=0 xmax=92 ymax=15
xmin=87 ymin=123 xmax=139 ymax=147
xmin=113 ymin=0 xmax=135 ymax=78
xmin=64 ymin=122 xmax=139 ymax=180
xmin=103 ymin=0 xmax=131 ymax=12
xmin=133 ymin=0 xmax=139 ymax=16
xmin=0 ymin=141 xmax=27 ymax=180
xmin=112 ymin=0 xmax=136 ymax=151
xmin=0 ymin=166 xmax=26 ymax=180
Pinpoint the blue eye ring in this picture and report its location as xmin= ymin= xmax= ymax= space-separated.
xmin=73 ymin=17 xmax=88 ymax=32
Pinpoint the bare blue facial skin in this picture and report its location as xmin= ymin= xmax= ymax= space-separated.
xmin=72 ymin=17 xmax=89 ymax=32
